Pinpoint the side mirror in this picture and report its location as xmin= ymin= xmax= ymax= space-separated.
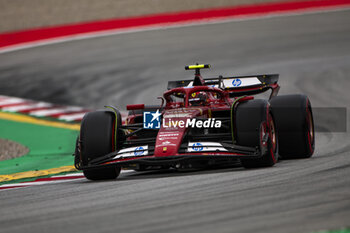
xmin=157 ymin=96 xmax=165 ymax=108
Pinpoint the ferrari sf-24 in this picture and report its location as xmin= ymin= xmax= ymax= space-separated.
xmin=74 ymin=64 xmax=315 ymax=180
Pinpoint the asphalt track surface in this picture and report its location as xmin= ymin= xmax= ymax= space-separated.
xmin=1 ymin=10 xmax=350 ymax=233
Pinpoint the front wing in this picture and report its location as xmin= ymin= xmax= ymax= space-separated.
xmin=76 ymin=142 xmax=262 ymax=171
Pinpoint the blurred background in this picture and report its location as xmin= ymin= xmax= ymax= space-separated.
xmin=0 ymin=0 xmax=308 ymax=32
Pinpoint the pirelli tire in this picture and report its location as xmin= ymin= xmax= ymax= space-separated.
xmin=270 ymin=95 xmax=315 ymax=159
xmin=234 ymin=99 xmax=278 ymax=168
xmin=79 ymin=109 xmax=123 ymax=180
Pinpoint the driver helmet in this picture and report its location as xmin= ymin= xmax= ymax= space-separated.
xmin=189 ymin=91 xmax=208 ymax=106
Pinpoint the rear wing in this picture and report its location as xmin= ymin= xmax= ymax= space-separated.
xmin=167 ymin=74 xmax=279 ymax=97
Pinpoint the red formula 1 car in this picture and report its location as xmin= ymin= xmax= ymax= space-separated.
xmin=74 ymin=64 xmax=315 ymax=180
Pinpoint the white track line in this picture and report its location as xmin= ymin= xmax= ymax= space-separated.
xmin=0 ymin=170 xmax=135 ymax=190
xmin=52 ymin=173 xmax=84 ymax=178
xmin=0 ymin=178 xmax=85 ymax=189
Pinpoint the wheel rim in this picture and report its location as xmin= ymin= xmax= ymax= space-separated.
xmin=308 ymin=109 xmax=314 ymax=142
xmin=269 ymin=115 xmax=277 ymax=153
xmin=307 ymin=107 xmax=314 ymax=152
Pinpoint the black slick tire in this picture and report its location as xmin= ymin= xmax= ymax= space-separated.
xmin=234 ymin=99 xmax=278 ymax=168
xmin=270 ymin=95 xmax=315 ymax=159
xmin=79 ymin=110 xmax=122 ymax=180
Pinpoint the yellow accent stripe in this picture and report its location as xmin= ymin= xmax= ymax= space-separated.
xmin=0 ymin=165 xmax=77 ymax=182
xmin=0 ymin=111 xmax=80 ymax=130
xmin=188 ymin=64 xmax=206 ymax=69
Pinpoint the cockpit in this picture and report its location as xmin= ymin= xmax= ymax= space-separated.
xmin=164 ymin=87 xmax=226 ymax=108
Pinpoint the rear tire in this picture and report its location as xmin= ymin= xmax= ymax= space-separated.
xmin=270 ymin=95 xmax=315 ymax=159
xmin=79 ymin=110 xmax=122 ymax=180
xmin=234 ymin=99 xmax=278 ymax=168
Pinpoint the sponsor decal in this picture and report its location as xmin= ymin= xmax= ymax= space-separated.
xmin=159 ymin=136 xmax=179 ymax=140
xmin=187 ymin=142 xmax=228 ymax=152
xmin=134 ymin=146 xmax=145 ymax=156
xmin=159 ymin=137 xmax=178 ymax=140
xmin=158 ymin=133 xmax=180 ymax=137
xmin=158 ymin=132 xmax=180 ymax=140
xmin=113 ymin=145 xmax=148 ymax=159
xmin=192 ymin=142 xmax=204 ymax=151
xmin=163 ymin=113 xmax=192 ymax=118
xmin=232 ymin=78 xmax=242 ymax=87
xmin=223 ymin=77 xmax=261 ymax=88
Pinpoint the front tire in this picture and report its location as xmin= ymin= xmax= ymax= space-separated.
xmin=233 ymin=99 xmax=278 ymax=168
xmin=79 ymin=110 xmax=122 ymax=180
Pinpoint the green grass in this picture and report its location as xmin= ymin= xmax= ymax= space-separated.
xmin=0 ymin=116 xmax=79 ymax=177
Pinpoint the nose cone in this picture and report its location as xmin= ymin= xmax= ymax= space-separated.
xmin=154 ymin=130 xmax=186 ymax=157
